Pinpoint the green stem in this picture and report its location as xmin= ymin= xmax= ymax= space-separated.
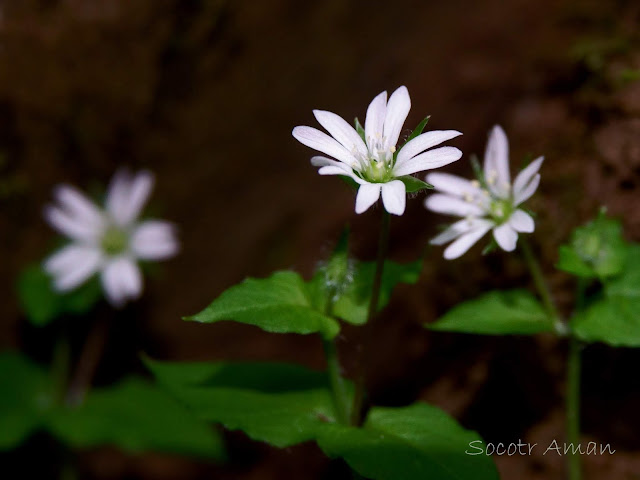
xmin=323 ymin=337 xmax=351 ymax=425
xmin=566 ymin=278 xmax=587 ymax=480
xmin=66 ymin=315 xmax=110 ymax=407
xmin=566 ymin=334 xmax=582 ymax=480
xmin=350 ymin=210 xmax=391 ymax=426
xmin=519 ymin=237 xmax=565 ymax=334
xmin=51 ymin=330 xmax=71 ymax=405
xmin=322 ymin=295 xmax=351 ymax=425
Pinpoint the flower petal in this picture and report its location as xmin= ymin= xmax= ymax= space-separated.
xmin=311 ymin=156 xmax=349 ymax=168
xmin=317 ymin=165 xmax=365 ymax=184
xmin=381 ymin=180 xmax=406 ymax=216
xmin=101 ymin=257 xmax=142 ymax=307
xmin=124 ymin=170 xmax=154 ymax=224
xmin=107 ymin=170 xmax=154 ymax=227
xmin=514 ymin=174 xmax=540 ymax=206
xmin=292 ymin=126 xmax=357 ymax=166
xmin=313 ymin=110 xmax=368 ymax=157
xmin=396 ymin=130 xmax=463 ymax=164
xmin=383 ymin=86 xmax=411 ymax=148
xmin=425 ymin=172 xmax=484 ymax=199
xmin=509 ymin=209 xmax=535 ymax=233
xmin=44 ymin=206 xmax=102 ymax=243
xmin=393 ymin=146 xmax=462 ymax=176
xmin=44 ymin=245 xmax=102 ymax=291
xmin=513 ymin=156 xmax=544 ymax=197
xmin=355 ymin=183 xmax=381 ymax=214
xmin=483 ymin=125 xmax=510 ymax=198
xmin=443 ymin=222 xmax=493 ymax=260
xmin=424 ymin=193 xmax=486 ymax=217
xmin=430 ymin=217 xmax=491 ymax=245
xmin=364 ymin=90 xmax=387 ymax=143
xmin=131 ymin=221 xmax=179 ymax=260
xmin=493 ymin=223 xmax=518 ymax=251
xmin=54 ymin=185 xmax=104 ymax=229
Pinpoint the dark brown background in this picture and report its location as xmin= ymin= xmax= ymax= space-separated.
xmin=1 ymin=0 xmax=640 ymax=478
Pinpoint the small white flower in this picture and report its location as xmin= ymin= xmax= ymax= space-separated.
xmin=292 ymin=86 xmax=463 ymax=216
xmin=43 ymin=169 xmax=179 ymax=307
xmin=425 ymin=125 xmax=543 ymax=259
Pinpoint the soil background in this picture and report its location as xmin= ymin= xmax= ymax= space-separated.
xmin=1 ymin=0 xmax=640 ymax=478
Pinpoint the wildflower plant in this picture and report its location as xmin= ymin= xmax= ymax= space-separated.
xmin=428 ymin=126 xmax=640 ymax=480
xmin=142 ymin=88 xmax=501 ymax=480
xmin=2 ymin=86 xmax=636 ymax=480
xmin=3 ymin=170 xmax=223 ymax=471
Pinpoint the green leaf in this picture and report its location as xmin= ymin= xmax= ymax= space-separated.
xmin=557 ymin=246 xmax=597 ymax=278
xmin=0 ymin=352 xmax=51 ymax=450
xmin=572 ymin=297 xmax=640 ymax=347
xmin=395 ymin=116 xmax=430 ymax=162
xmin=429 ymin=290 xmax=554 ymax=335
xmin=556 ymin=211 xmax=627 ymax=279
xmin=403 ymin=116 xmax=430 ymax=147
xmin=573 ymin=245 xmax=640 ymax=346
xmin=398 ymin=175 xmax=434 ymax=193
xmin=317 ymin=403 xmax=499 ymax=480
xmin=145 ymin=359 xmax=341 ymax=448
xmin=605 ymin=244 xmax=640 ymax=299
xmin=333 ymin=260 xmax=422 ymax=325
xmin=186 ymin=271 xmax=340 ymax=339
xmin=354 ymin=117 xmax=366 ymax=143
xmin=47 ymin=378 xmax=225 ymax=460
xmin=17 ymin=265 xmax=102 ymax=327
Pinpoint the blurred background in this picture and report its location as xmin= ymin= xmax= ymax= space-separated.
xmin=1 ymin=0 xmax=640 ymax=478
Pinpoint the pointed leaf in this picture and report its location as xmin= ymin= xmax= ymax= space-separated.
xmin=47 ymin=378 xmax=225 ymax=460
xmin=186 ymin=271 xmax=340 ymax=339
xmin=317 ymin=403 xmax=499 ymax=480
xmin=556 ymin=211 xmax=627 ymax=279
xmin=398 ymin=175 xmax=434 ymax=193
xmin=573 ymin=244 xmax=640 ymax=346
xmin=429 ymin=290 xmax=554 ymax=335
xmin=145 ymin=359 xmax=343 ymax=448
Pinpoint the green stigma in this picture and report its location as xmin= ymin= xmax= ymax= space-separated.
xmin=101 ymin=227 xmax=128 ymax=256
xmin=362 ymin=160 xmax=394 ymax=183
xmin=489 ymin=198 xmax=514 ymax=225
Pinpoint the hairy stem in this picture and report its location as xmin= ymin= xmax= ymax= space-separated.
xmin=66 ymin=315 xmax=110 ymax=406
xmin=323 ymin=337 xmax=351 ymax=425
xmin=350 ymin=210 xmax=390 ymax=426
xmin=519 ymin=237 xmax=565 ymax=334
xmin=322 ymin=294 xmax=352 ymax=424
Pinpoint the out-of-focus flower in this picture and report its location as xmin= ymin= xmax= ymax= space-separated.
xmin=425 ymin=125 xmax=543 ymax=259
xmin=292 ymin=86 xmax=462 ymax=215
xmin=43 ymin=170 xmax=179 ymax=307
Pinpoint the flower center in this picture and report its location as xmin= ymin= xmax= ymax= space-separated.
xmin=362 ymin=159 xmax=394 ymax=183
xmin=489 ymin=198 xmax=514 ymax=224
xmin=355 ymin=135 xmax=396 ymax=183
xmin=101 ymin=226 xmax=128 ymax=256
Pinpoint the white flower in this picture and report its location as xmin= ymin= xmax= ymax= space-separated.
xmin=43 ymin=169 xmax=179 ymax=307
xmin=292 ymin=86 xmax=463 ymax=216
xmin=425 ymin=125 xmax=543 ymax=259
